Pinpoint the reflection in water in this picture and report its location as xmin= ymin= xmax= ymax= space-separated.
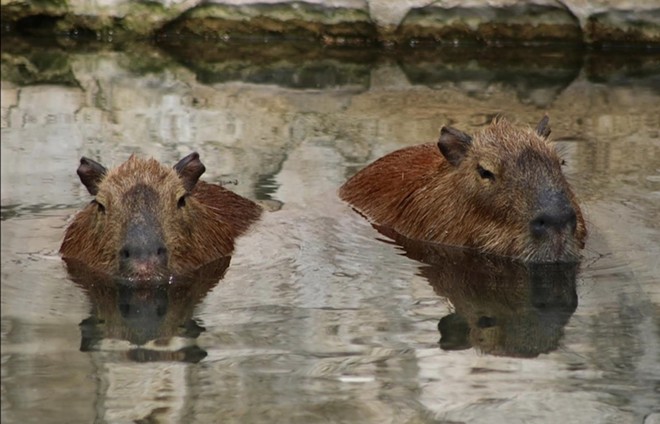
xmin=398 ymin=45 xmax=582 ymax=106
xmin=1 ymin=36 xmax=658 ymax=424
xmin=378 ymin=226 xmax=578 ymax=358
xmin=64 ymin=257 xmax=231 ymax=363
xmin=4 ymin=35 xmax=658 ymax=93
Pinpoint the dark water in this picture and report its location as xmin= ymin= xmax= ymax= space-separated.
xmin=1 ymin=37 xmax=659 ymax=424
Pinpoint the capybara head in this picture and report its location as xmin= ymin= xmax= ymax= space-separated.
xmin=339 ymin=116 xmax=586 ymax=263
xmin=61 ymin=153 xmax=261 ymax=280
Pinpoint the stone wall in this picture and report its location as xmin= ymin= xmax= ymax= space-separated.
xmin=2 ymin=0 xmax=659 ymax=45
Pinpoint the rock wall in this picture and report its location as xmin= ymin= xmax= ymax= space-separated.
xmin=2 ymin=0 xmax=659 ymax=45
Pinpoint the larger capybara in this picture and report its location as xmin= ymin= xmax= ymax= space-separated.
xmin=60 ymin=152 xmax=261 ymax=280
xmin=339 ymin=116 xmax=586 ymax=263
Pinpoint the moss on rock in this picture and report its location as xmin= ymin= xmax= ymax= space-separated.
xmin=1 ymin=0 xmax=659 ymax=45
xmin=586 ymin=10 xmax=660 ymax=45
xmin=397 ymin=4 xmax=582 ymax=43
xmin=161 ymin=2 xmax=375 ymax=42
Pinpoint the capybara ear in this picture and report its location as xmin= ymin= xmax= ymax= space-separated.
xmin=437 ymin=126 xmax=473 ymax=167
xmin=535 ymin=115 xmax=551 ymax=139
xmin=174 ymin=152 xmax=206 ymax=192
xmin=77 ymin=157 xmax=107 ymax=195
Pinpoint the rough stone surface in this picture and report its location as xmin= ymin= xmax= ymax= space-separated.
xmin=1 ymin=0 xmax=659 ymax=44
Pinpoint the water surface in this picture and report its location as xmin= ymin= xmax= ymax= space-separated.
xmin=1 ymin=37 xmax=659 ymax=424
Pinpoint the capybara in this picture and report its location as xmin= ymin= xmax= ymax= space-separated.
xmin=339 ymin=116 xmax=586 ymax=263
xmin=60 ymin=152 xmax=261 ymax=279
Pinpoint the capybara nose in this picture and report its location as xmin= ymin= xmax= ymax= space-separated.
xmin=119 ymin=243 xmax=168 ymax=269
xmin=530 ymin=191 xmax=577 ymax=238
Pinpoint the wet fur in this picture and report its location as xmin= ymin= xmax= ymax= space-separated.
xmin=61 ymin=155 xmax=261 ymax=276
xmin=339 ymin=118 xmax=587 ymax=262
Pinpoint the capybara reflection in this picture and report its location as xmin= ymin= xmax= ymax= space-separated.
xmin=432 ymin=259 xmax=578 ymax=358
xmin=340 ymin=116 xmax=586 ymax=263
xmin=66 ymin=257 xmax=230 ymax=362
xmin=60 ymin=152 xmax=261 ymax=279
xmin=379 ymin=229 xmax=578 ymax=358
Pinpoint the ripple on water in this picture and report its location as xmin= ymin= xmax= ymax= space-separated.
xmin=1 ymin=45 xmax=659 ymax=423
xmin=2 ymin=210 xmax=89 ymax=324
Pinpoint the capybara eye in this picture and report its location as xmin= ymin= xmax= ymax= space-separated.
xmin=177 ymin=195 xmax=186 ymax=209
xmin=92 ymin=199 xmax=106 ymax=214
xmin=561 ymin=159 xmax=567 ymax=166
xmin=476 ymin=165 xmax=495 ymax=181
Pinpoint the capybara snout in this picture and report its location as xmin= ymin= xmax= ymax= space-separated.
xmin=529 ymin=190 xmax=577 ymax=238
xmin=61 ymin=152 xmax=262 ymax=279
xmin=118 ymin=218 xmax=169 ymax=279
xmin=339 ymin=116 xmax=587 ymax=263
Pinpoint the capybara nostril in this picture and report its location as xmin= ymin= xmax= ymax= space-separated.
xmin=156 ymin=246 xmax=167 ymax=258
xmin=155 ymin=245 xmax=168 ymax=267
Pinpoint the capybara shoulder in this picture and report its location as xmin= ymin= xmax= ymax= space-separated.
xmin=339 ymin=116 xmax=586 ymax=263
xmin=60 ymin=152 xmax=262 ymax=279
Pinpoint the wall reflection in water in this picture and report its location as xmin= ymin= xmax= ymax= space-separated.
xmin=64 ymin=257 xmax=231 ymax=363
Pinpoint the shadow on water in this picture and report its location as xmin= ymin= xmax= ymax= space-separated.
xmin=376 ymin=226 xmax=578 ymax=358
xmin=63 ymin=256 xmax=231 ymax=363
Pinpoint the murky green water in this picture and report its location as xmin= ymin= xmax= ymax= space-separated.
xmin=1 ymin=37 xmax=659 ymax=424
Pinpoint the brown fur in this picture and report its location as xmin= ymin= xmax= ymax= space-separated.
xmin=339 ymin=117 xmax=587 ymax=262
xmin=60 ymin=154 xmax=262 ymax=277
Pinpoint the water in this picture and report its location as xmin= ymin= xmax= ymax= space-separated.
xmin=1 ymin=37 xmax=659 ymax=423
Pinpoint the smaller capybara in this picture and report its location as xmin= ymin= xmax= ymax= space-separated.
xmin=339 ymin=116 xmax=586 ymax=263
xmin=60 ymin=152 xmax=261 ymax=280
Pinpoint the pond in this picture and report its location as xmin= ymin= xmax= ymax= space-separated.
xmin=1 ymin=36 xmax=659 ymax=424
